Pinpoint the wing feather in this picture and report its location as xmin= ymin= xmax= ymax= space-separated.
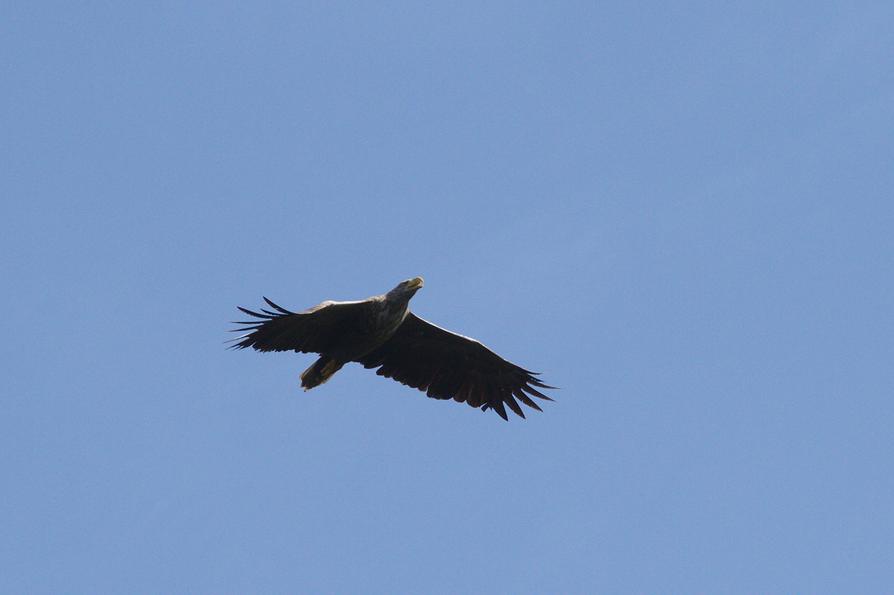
xmin=229 ymin=298 xmax=371 ymax=354
xmin=356 ymin=313 xmax=554 ymax=420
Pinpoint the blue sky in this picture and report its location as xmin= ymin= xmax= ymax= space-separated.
xmin=3 ymin=2 xmax=893 ymax=593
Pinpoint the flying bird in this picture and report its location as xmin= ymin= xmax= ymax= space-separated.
xmin=230 ymin=277 xmax=554 ymax=420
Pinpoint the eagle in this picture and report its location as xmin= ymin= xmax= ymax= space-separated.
xmin=230 ymin=277 xmax=554 ymax=420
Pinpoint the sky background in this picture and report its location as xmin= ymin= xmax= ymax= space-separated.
xmin=3 ymin=2 xmax=893 ymax=593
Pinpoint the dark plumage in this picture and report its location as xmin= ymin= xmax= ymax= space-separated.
xmin=230 ymin=277 xmax=554 ymax=420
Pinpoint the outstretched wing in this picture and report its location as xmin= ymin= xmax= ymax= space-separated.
xmin=356 ymin=313 xmax=554 ymax=420
xmin=230 ymin=297 xmax=371 ymax=354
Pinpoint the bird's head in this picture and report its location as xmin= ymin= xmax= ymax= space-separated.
xmin=387 ymin=276 xmax=424 ymax=302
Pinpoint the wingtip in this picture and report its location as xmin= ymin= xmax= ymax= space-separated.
xmin=481 ymin=404 xmax=509 ymax=421
xmin=527 ymin=375 xmax=557 ymax=389
xmin=522 ymin=383 xmax=555 ymax=401
xmin=504 ymin=394 xmax=526 ymax=419
xmin=490 ymin=401 xmax=509 ymax=421
xmin=236 ymin=306 xmax=274 ymax=319
xmin=263 ymin=296 xmax=294 ymax=315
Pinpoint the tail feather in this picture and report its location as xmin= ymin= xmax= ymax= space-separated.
xmin=300 ymin=356 xmax=344 ymax=390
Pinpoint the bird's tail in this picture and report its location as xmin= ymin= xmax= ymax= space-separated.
xmin=300 ymin=355 xmax=344 ymax=391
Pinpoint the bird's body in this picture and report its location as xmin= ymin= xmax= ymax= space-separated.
xmin=231 ymin=277 xmax=554 ymax=420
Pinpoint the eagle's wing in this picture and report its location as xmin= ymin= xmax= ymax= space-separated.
xmin=230 ymin=298 xmax=371 ymax=354
xmin=356 ymin=313 xmax=554 ymax=420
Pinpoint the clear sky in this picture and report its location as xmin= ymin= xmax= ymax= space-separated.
xmin=3 ymin=2 xmax=893 ymax=593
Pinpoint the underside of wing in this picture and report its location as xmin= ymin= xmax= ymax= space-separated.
xmin=229 ymin=297 xmax=370 ymax=355
xmin=356 ymin=313 xmax=554 ymax=420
